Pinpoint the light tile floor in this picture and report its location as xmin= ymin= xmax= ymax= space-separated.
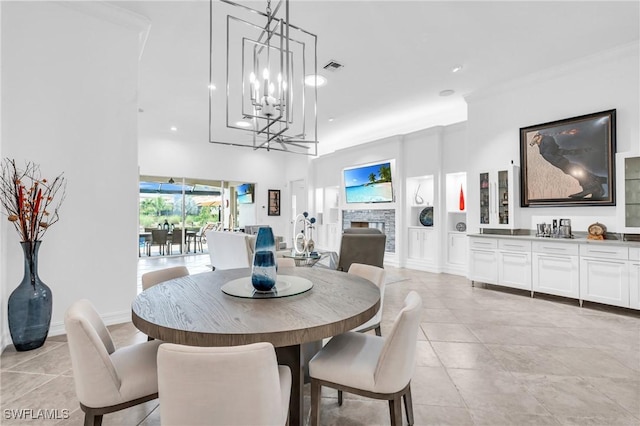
xmin=2 ymin=255 xmax=639 ymax=425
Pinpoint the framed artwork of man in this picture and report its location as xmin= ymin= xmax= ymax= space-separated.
xmin=520 ymin=109 xmax=616 ymax=207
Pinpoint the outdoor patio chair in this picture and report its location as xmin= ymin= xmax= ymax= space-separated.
xmin=148 ymin=229 xmax=169 ymax=256
xmin=168 ymin=229 xmax=183 ymax=255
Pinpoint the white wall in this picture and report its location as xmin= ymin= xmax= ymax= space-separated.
xmin=465 ymin=42 xmax=640 ymax=234
xmin=1 ymin=2 xmax=149 ymax=347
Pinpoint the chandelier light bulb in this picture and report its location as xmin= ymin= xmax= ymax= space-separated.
xmin=262 ymin=68 xmax=270 ymax=80
xmin=249 ymin=72 xmax=256 ymax=83
xmin=269 ymin=83 xmax=275 ymax=95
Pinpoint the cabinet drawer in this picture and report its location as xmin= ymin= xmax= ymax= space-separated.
xmin=532 ymin=241 xmax=578 ymax=256
xmin=469 ymin=238 xmax=497 ymax=250
xmin=630 ymin=247 xmax=640 ymax=261
xmin=498 ymin=240 xmax=531 ymax=252
xmin=580 ymin=244 xmax=629 ymax=260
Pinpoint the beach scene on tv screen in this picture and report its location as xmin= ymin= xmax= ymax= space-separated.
xmin=344 ymin=162 xmax=393 ymax=203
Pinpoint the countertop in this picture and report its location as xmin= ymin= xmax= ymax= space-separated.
xmin=469 ymin=232 xmax=640 ymax=248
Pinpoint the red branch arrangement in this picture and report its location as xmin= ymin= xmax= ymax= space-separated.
xmin=0 ymin=159 xmax=66 ymax=242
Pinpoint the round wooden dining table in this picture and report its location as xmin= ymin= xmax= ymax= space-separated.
xmin=131 ymin=267 xmax=380 ymax=426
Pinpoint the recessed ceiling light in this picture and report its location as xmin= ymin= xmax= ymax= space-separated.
xmin=235 ymin=121 xmax=251 ymax=128
xmin=304 ymin=74 xmax=327 ymax=87
xmin=328 ymin=117 xmax=334 ymax=122
xmin=451 ymin=65 xmax=463 ymax=73
xmin=170 ymin=126 xmax=178 ymax=131
xmin=439 ymin=89 xmax=455 ymax=97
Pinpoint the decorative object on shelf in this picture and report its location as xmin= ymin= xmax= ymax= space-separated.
xmin=455 ymin=222 xmax=467 ymax=232
xmin=419 ymin=207 xmax=433 ymax=227
xmin=459 ymin=185 xmax=465 ymax=211
xmin=293 ymin=212 xmax=316 ymax=255
xmin=209 ymin=0 xmax=319 ymax=155
xmin=413 ymin=184 xmax=424 ymax=205
xmin=587 ymin=222 xmax=607 ymax=240
xmin=0 ymin=158 xmax=66 ymax=351
xmin=520 ymin=109 xmax=616 ymax=207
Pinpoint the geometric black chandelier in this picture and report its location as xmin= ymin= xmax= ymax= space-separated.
xmin=209 ymin=0 xmax=319 ymax=155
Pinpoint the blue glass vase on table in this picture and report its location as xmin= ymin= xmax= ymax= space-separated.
xmin=251 ymin=227 xmax=277 ymax=291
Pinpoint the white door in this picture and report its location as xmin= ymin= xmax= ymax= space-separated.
xmin=289 ymin=179 xmax=307 ymax=248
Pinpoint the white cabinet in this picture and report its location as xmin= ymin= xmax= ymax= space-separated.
xmin=468 ymin=237 xmax=498 ymax=284
xmin=478 ymin=165 xmax=519 ymax=229
xmin=532 ymin=241 xmax=579 ymax=299
xmin=406 ymin=227 xmax=438 ymax=271
xmin=469 ymin=237 xmax=531 ymax=292
xmin=628 ymin=247 xmax=639 ymax=309
xmin=498 ymin=240 xmax=532 ymax=291
xmin=448 ymin=232 xmax=467 ymax=266
xmin=579 ymin=244 xmax=631 ymax=309
xmin=617 ymin=153 xmax=640 ymax=233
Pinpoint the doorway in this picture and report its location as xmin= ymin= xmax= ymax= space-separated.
xmin=289 ymin=179 xmax=307 ymax=248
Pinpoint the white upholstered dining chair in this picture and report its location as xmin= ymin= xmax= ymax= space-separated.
xmin=347 ymin=263 xmax=386 ymax=336
xmin=308 ymin=291 xmax=422 ymax=426
xmin=141 ymin=266 xmax=189 ymax=291
xmin=157 ymin=342 xmax=291 ymax=426
xmin=277 ymin=257 xmax=296 ymax=268
xmin=205 ymin=230 xmax=254 ymax=270
xmin=64 ymin=299 xmax=162 ymax=426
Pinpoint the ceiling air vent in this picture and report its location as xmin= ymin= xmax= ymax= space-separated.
xmin=323 ymin=60 xmax=344 ymax=71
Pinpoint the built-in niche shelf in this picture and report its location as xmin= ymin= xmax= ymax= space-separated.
xmin=445 ymin=172 xmax=467 ymax=213
xmin=406 ymin=175 xmax=435 ymax=227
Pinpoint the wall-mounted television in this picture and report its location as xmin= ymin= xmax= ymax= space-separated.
xmin=343 ymin=161 xmax=394 ymax=203
xmin=236 ymin=183 xmax=254 ymax=204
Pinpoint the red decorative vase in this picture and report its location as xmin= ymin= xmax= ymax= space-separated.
xmin=459 ymin=185 xmax=465 ymax=211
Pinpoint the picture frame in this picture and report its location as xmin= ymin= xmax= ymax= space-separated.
xmin=268 ymin=189 xmax=280 ymax=216
xmin=520 ymin=109 xmax=616 ymax=207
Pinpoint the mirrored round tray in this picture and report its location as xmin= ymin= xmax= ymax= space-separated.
xmin=221 ymin=275 xmax=313 ymax=299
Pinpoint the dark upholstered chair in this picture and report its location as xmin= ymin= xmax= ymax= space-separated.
xmin=337 ymin=228 xmax=386 ymax=271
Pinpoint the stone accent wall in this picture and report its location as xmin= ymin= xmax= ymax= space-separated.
xmin=342 ymin=209 xmax=395 ymax=252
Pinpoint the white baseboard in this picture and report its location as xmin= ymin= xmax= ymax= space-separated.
xmin=2 ymin=310 xmax=132 ymax=352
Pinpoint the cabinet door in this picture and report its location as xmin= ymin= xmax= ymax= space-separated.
xmin=498 ymin=251 xmax=531 ymax=290
xmin=580 ymin=258 xmax=629 ymax=308
xmin=408 ymin=228 xmax=422 ymax=259
xmin=630 ymin=262 xmax=640 ymax=310
xmin=532 ymin=253 xmax=579 ymax=298
xmin=448 ymin=233 xmax=466 ymax=265
xmin=478 ymin=166 xmax=518 ymax=229
xmin=469 ymin=249 xmax=498 ymax=284
xmin=421 ymin=230 xmax=436 ymax=263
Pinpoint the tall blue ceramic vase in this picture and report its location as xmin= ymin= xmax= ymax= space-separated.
xmin=251 ymin=227 xmax=277 ymax=291
xmin=8 ymin=241 xmax=52 ymax=351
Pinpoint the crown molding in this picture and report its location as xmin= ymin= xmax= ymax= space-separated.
xmin=465 ymin=41 xmax=640 ymax=104
xmin=56 ymin=1 xmax=151 ymax=60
